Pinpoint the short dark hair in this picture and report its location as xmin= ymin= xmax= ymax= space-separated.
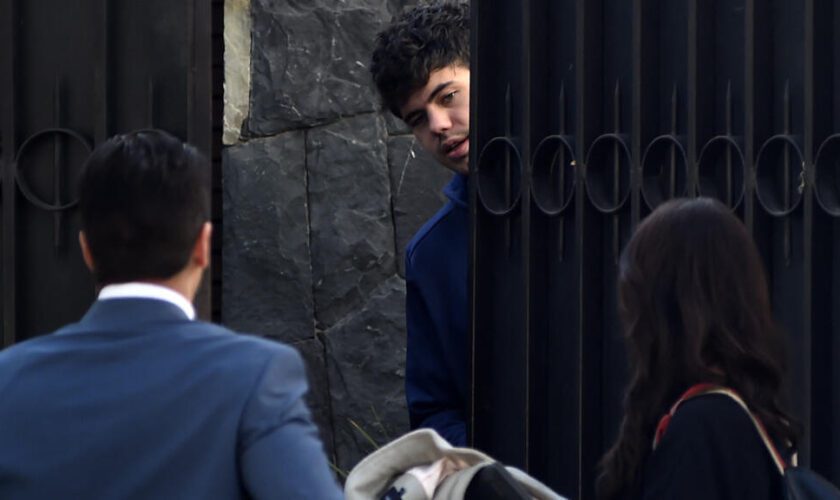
xmin=78 ymin=129 xmax=210 ymax=285
xmin=370 ymin=1 xmax=469 ymax=118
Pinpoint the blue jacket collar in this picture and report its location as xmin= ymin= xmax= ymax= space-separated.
xmin=71 ymin=298 xmax=191 ymax=332
xmin=444 ymin=173 xmax=468 ymax=209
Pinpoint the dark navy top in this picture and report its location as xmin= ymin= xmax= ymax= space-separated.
xmin=636 ymin=394 xmax=785 ymax=500
xmin=404 ymin=173 xmax=469 ymax=446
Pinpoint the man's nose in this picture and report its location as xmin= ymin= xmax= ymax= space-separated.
xmin=428 ymin=109 xmax=451 ymax=136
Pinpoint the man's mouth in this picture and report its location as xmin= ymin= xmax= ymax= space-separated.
xmin=443 ymin=137 xmax=469 ymax=160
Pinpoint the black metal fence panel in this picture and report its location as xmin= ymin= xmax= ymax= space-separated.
xmin=470 ymin=1 xmax=840 ymax=497
xmin=0 ymin=0 xmax=216 ymax=346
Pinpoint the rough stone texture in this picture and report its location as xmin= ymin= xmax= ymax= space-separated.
xmin=388 ymin=135 xmax=453 ymax=276
xmin=307 ymin=114 xmax=396 ymax=329
xmin=222 ymin=0 xmax=439 ymax=475
xmin=247 ymin=0 xmax=391 ymax=135
xmin=295 ymin=337 xmax=336 ymax=462
xmin=222 ymin=133 xmax=314 ymax=343
xmin=324 ymin=275 xmax=410 ymax=471
xmin=384 ymin=111 xmax=411 ymax=136
xmin=223 ymin=0 xmax=252 ymax=145
xmin=387 ymin=0 xmax=413 ymax=17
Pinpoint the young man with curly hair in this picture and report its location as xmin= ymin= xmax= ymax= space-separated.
xmin=371 ymin=1 xmax=470 ymax=446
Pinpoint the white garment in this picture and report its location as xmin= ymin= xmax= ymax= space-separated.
xmin=405 ymin=457 xmax=467 ymax=498
xmin=98 ymin=282 xmax=196 ymax=320
xmin=344 ymin=429 xmax=566 ymax=500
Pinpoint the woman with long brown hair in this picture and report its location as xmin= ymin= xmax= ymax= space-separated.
xmin=597 ymin=197 xmax=798 ymax=499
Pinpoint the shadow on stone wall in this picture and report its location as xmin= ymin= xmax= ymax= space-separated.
xmin=222 ymin=0 xmax=454 ymax=474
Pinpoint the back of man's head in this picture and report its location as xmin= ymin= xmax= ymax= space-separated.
xmin=78 ymin=129 xmax=209 ymax=285
xmin=370 ymin=1 xmax=470 ymax=118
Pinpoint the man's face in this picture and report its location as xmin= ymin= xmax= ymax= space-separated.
xmin=399 ymin=65 xmax=470 ymax=175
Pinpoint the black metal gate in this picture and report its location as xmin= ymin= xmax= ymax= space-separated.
xmin=0 ymin=0 xmax=219 ymax=346
xmin=470 ymin=1 xmax=840 ymax=497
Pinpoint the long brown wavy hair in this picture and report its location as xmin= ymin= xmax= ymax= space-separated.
xmin=596 ymin=197 xmax=799 ymax=499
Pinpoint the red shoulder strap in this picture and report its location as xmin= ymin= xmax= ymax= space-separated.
xmin=651 ymin=383 xmax=790 ymax=475
xmin=652 ymin=383 xmax=719 ymax=449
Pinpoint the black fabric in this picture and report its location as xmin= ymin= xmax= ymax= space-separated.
xmin=464 ymin=463 xmax=531 ymax=500
xmin=636 ymin=394 xmax=785 ymax=500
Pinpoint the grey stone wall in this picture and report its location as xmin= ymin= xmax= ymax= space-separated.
xmin=222 ymin=0 xmax=453 ymax=474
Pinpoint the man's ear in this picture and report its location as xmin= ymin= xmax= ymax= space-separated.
xmin=192 ymin=222 xmax=212 ymax=270
xmin=78 ymin=231 xmax=96 ymax=272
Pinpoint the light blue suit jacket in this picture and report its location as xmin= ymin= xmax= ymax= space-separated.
xmin=0 ymin=298 xmax=342 ymax=499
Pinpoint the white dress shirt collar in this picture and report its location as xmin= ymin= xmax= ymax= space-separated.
xmin=98 ymin=282 xmax=196 ymax=320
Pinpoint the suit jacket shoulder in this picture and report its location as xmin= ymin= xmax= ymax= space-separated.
xmin=0 ymin=298 xmax=342 ymax=499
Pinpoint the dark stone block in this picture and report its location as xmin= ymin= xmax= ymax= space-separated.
xmin=222 ymin=133 xmax=315 ymax=343
xmin=307 ymin=113 xmax=396 ymax=329
xmin=295 ymin=337 xmax=336 ymax=464
xmin=247 ymin=0 xmax=390 ymax=135
xmin=324 ymin=276 xmax=409 ymax=471
xmin=384 ymin=111 xmax=411 ymax=136
xmin=387 ymin=135 xmax=453 ymax=276
xmin=386 ymin=0 xmax=420 ymax=19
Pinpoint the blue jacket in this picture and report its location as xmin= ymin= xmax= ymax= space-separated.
xmin=0 ymin=298 xmax=342 ymax=500
xmin=405 ymin=173 xmax=469 ymax=446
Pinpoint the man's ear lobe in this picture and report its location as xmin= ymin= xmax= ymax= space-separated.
xmin=193 ymin=222 xmax=212 ymax=269
xmin=78 ymin=231 xmax=96 ymax=272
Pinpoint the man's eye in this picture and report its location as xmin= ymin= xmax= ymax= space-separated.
xmin=441 ymin=91 xmax=457 ymax=104
xmin=408 ymin=114 xmax=427 ymax=128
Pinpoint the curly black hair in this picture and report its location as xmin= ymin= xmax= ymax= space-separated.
xmin=370 ymin=1 xmax=469 ymax=118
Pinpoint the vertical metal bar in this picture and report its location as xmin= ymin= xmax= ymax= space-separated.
xmin=147 ymin=78 xmax=156 ymax=128
xmin=192 ymin=0 xmax=213 ymax=151
xmin=612 ymin=81 xmax=621 ymax=261
xmin=744 ymin=0 xmax=755 ymax=230
xmin=188 ymin=0 xmax=215 ymax=151
xmin=2 ymin=0 xmax=18 ymax=347
xmin=467 ymin=0 xmax=480 ymax=449
xmin=521 ymin=0 xmax=531 ymax=471
xmin=53 ymin=78 xmax=64 ymax=249
xmin=687 ymin=0 xmax=698 ymax=195
xmin=783 ymin=81 xmax=791 ymax=265
xmin=632 ymin=0 xmax=642 ymax=221
xmin=94 ymin=0 xmax=109 ymax=143
xmin=187 ymin=0 xmax=196 ymax=144
xmin=557 ymin=83 xmax=566 ymax=263
xmin=726 ymin=81 xmax=734 ymax=207
xmin=575 ymin=0 xmax=591 ymax=494
xmin=670 ymin=85 xmax=678 ymax=197
xmin=802 ymin=0 xmax=815 ymax=470
xmin=505 ymin=84 xmax=512 ymax=255
xmin=190 ymin=0 xmax=214 ymax=318
xmin=187 ymin=0 xmax=213 ymax=152
xmin=559 ymin=84 xmax=567 ymax=132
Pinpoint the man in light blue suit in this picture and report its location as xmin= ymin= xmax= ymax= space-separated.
xmin=0 ymin=130 xmax=342 ymax=499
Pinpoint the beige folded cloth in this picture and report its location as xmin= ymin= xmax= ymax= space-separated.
xmin=344 ymin=428 xmax=566 ymax=500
